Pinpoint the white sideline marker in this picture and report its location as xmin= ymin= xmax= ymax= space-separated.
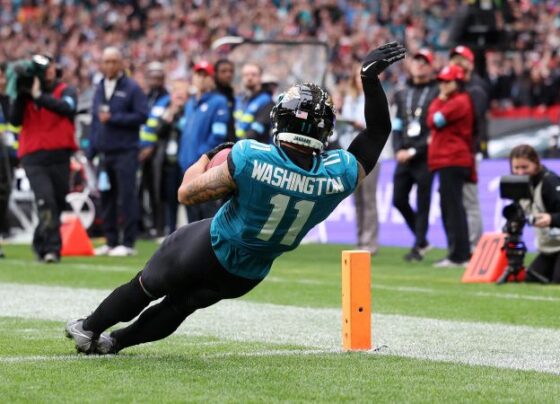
xmin=2 ymin=282 xmax=560 ymax=374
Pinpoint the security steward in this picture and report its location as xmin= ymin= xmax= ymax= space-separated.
xmin=234 ymin=63 xmax=274 ymax=143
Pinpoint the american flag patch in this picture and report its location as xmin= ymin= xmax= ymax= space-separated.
xmin=295 ymin=110 xmax=308 ymax=119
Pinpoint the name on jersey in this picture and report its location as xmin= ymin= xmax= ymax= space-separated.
xmin=251 ymin=160 xmax=344 ymax=195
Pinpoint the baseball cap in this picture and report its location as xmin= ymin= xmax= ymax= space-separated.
xmin=413 ymin=48 xmax=434 ymax=65
xmin=193 ymin=61 xmax=215 ymax=76
xmin=437 ymin=64 xmax=465 ymax=82
xmin=450 ymin=45 xmax=474 ymax=63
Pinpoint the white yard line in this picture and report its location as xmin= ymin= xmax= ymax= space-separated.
xmin=0 ymin=354 xmax=124 ymax=363
xmin=6 ymin=260 xmax=135 ymax=273
xmin=243 ymin=275 xmax=560 ymax=303
xmin=0 ymin=349 xmax=337 ymax=364
xmin=1 ymin=282 xmax=560 ymax=374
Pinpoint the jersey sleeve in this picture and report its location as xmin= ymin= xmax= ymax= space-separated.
xmin=230 ymin=139 xmax=251 ymax=180
xmin=340 ymin=149 xmax=359 ymax=192
xmin=323 ymin=149 xmax=359 ymax=195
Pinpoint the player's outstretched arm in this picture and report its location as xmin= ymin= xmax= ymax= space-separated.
xmin=178 ymin=154 xmax=237 ymax=206
xmin=348 ymin=42 xmax=406 ymax=183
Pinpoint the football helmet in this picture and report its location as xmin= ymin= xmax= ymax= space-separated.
xmin=270 ymin=83 xmax=335 ymax=151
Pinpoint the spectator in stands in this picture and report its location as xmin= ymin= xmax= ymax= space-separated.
xmin=340 ymin=62 xmax=380 ymax=255
xmin=512 ymin=62 xmax=558 ymax=109
xmin=450 ymin=45 xmax=487 ymax=251
xmin=89 ymin=47 xmax=149 ymax=257
xmin=9 ymin=55 xmax=78 ymax=263
xmin=486 ymin=53 xmax=515 ymax=108
xmin=214 ymin=59 xmax=236 ymax=142
xmin=139 ymin=61 xmax=169 ymax=238
xmin=154 ymin=79 xmax=189 ymax=235
xmin=234 ymin=63 xmax=274 ymax=144
xmin=391 ymin=49 xmax=438 ymax=261
xmin=178 ymin=61 xmax=230 ymax=222
xmin=427 ymin=65 xmax=474 ymax=267
xmin=510 ymin=144 xmax=560 ymax=284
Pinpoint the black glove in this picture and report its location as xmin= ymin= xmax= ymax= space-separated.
xmin=205 ymin=142 xmax=235 ymax=160
xmin=361 ymin=42 xmax=406 ymax=79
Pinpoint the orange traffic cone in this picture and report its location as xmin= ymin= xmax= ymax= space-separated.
xmin=60 ymin=215 xmax=94 ymax=256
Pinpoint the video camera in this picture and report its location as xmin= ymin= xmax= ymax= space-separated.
xmin=496 ymin=175 xmax=532 ymax=284
xmin=5 ymin=54 xmax=51 ymax=100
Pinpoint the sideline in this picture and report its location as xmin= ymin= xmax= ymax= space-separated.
xmin=1 ymin=282 xmax=560 ymax=374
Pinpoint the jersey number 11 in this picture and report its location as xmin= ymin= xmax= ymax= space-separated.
xmin=257 ymin=194 xmax=315 ymax=246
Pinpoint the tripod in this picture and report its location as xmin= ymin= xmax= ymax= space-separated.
xmin=496 ymin=236 xmax=527 ymax=284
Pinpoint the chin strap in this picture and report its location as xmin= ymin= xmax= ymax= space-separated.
xmin=275 ymin=132 xmax=324 ymax=151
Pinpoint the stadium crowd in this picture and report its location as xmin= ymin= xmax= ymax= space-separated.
xmin=1 ymin=0 xmax=560 ymax=266
xmin=0 ymin=0 xmax=559 ymax=107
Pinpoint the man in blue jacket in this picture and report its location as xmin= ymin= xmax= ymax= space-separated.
xmin=89 ymin=47 xmax=149 ymax=257
xmin=234 ymin=63 xmax=274 ymax=143
xmin=178 ymin=61 xmax=230 ymax=222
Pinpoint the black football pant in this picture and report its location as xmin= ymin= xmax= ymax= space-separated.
xmin=23 ymin=161 xmax=70 ymax=259
xmin=526 ymin=251 xmax=560 ymax=284
xmin=0 ymin=147 xmax=13 ymax=235
xmin=161 ymin=161 xmax=184 ymax=234
xmin=101 ymin=149 xmax=139 ymax=248
xmin=392 ymin=160 xmax=434 ymax=249
xmin=186 ymin=201 xmax=220 ymax=223
xmin=437 ymin=166 xmax=471 ymax=263
xmin=83 ymin=218 xmax=262 ymax=351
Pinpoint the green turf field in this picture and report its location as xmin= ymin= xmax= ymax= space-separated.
xmin=1 ymin=242 xmax=560 ymax=403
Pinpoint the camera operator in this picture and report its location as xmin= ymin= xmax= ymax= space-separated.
xmin=510 ymin=144 xmax=560 ymax=283
xmin=9 ymin=55 xmax=77 ymax=263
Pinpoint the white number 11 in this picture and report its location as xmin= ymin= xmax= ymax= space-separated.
xmin=256 ymin=194 xmax=315 ymax=246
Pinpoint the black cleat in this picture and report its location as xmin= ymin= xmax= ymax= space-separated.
xmin=404 ymin=248 xmax=423 ymax=262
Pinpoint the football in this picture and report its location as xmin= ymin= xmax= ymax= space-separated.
xmin=206 ymin=147 xmax=232 ymax=170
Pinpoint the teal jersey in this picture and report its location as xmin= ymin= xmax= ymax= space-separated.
xmin=211 ymin=139 xmax=359 ymax=279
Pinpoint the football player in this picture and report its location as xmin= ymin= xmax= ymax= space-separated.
xmin=65 ymin=42 xmax=406 ymax=354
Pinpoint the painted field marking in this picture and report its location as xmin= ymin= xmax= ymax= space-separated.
xmin=5 ymin=259 xmax=134 ymax=273
xmin=2 ymin=282 xmax=560 ymax=374
xmin=0 ymin=349 xmax=339 ymax=364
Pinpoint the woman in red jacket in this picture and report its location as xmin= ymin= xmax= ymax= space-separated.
xmin=427 ymin=65 xmax=474 ymax=267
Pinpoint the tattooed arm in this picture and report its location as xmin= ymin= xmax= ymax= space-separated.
xmin=177 ymin=155 xmax=237 ymax=205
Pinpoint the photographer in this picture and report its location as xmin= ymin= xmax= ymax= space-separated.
xmin=9 ymin=55 xmax=77 ymax=263
xmin=510 ymin=144 xmax=560 ymax=283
